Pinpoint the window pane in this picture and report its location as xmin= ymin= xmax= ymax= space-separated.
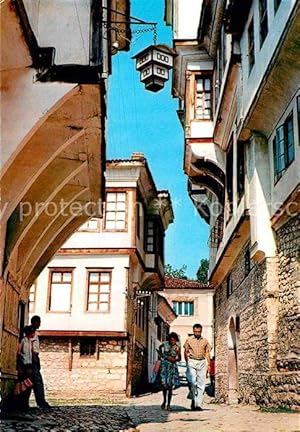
xmin=204 ymin=79 xmax=211 ymax=90
xmin=106 ymin=202 xmax=116 ymax=211
xmin=278 ymin=155 xmax=285 ymax=172
xmin=88 ymin=293 xmax=98 ymax=302
xmin=50 ymin=283 xmax=71 ymax=311
xmin=288 ymin=143 xmax=295 ymax=164
xmin=184 ymin=302 xmax=189 ymax=315
xmin=107 ymin=193 xmax=116 ymax=202
xmin=89 ymin=273 xmax=99 ymax=282
xmin=88 ymin=303 xmax=98 ymax=312
xmin=196 ymin=80 xmax=204 ymax=91
xmin=178 ymin=302 xmax=182 ymax=315
xmin=100 ymin=293 xmax=109 ymax=302
xmin=116 ymin=220 xmax=125 ymax=229
xmin=100 ymin=273 xmax=110 ymax=282
xmin=99 ymin=303 xmax=109 ymax=312
xmin=106 ymin=211 xmax=116 ymax=221
xmin=117 ymin=201 xmax=126 ymax=210
xmin=277 ymin=125 xmax=284 ymax=142
xmin=100 ymin=284 xmax=110 ymax=293
xmin=89 ymin=285 xmax=99 ymax=294
xmin=190 ymin=302 xmax=194 ymax=316
xmin=273 ymin=136 xmax=278 ymax=179
xmin=117 ymin=192 xmax=126 ymax=201
xmin=52 ymin=272 xmax=61 ymax=282
xmin=105 ymin=221 xmax=115 ymax=229
xmin=116 ymin=211 xmax=125 ymax=221
xmin=63 ymin=272 xmax=72 ymax=282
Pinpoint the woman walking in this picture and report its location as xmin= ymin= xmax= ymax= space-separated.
xmin=158 ymin=332 xmax=181 ymax=410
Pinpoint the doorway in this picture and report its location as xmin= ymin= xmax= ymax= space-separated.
xmin=228 ymin=316 xmax=238 ymax=403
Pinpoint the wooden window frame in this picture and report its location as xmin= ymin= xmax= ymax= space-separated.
xmin=226 ymin=137 xmax=234 ymax=223
xmin=29 ymin=282 xmax=37 ymax=313
xmin=237 ymin=141 xmax=245 ymax=204
xmin=78 ymin=218 xmax=100 ymax=232
xmin=86 ymin=269 xmax=112 ymax=314
xmin=248 ymin=18 xmax=255 ymax=74
xmin=195 ymin=74 xmax=213 ymax=120
xmin=47 ymin=268 xmax=74 ymax=313
xmin=145 ymin=219 xmax=155 ymax=253
xmin=273 ymin=111 xmax=295 ymax=183
xmin=104 ymin=190 xmax=128 ymax=232
xmin=136 ymin=201 xmax=141 ymax=239
xmin=259 ymin=0 xmax=268 ymax=47
xmin=172 ymin=301 xmax=195 ymax=317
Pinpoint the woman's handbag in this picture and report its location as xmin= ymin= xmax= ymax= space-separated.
xmin=14 ymin=377 xmax=33 ymax=395
xmin=150 ymin=359 xmax=161 ymax=384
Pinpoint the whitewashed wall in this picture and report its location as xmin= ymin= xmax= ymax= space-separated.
xmin=31 ymin=254 xmax=129 ymax=332
xmin=240 ymin=0 xmax=297 ymax=123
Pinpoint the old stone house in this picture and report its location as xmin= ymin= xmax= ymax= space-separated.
xmin=0 ymin=0 xmax=130 ymax=404
xmin=162 ymin=277 xmax=214 ymax=350
xmin=29 ymin=154 xmax=174 ymax=398
xmin=165 ymin=0 xmax=299 ymax=408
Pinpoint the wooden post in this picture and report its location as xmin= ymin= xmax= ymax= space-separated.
xmin=126 ymin=294 xmax=137 ymax=397
xmin=96 ymin=338 xmax=99 ymax=360
xmin=68 ymin=338 xmax=72 ymax=371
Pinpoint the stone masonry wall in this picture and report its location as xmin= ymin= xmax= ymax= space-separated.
xmin=275 ymin=214 xmax=300 ymax=370
xmin=39 ymin=337 xmax=128 ymax=399
xmin=214 ymin=228 xmax=299 ymax=409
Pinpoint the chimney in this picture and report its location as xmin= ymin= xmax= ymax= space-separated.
xmin=131 ymin=152 xmax=145 ymax=161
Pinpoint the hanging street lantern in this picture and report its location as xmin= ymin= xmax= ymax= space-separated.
xmin=132 ymin=44 xmax=176 ymax=92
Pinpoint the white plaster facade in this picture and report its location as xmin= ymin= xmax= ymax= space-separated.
xmin=29 ymin=155 xmax=174 ymax=396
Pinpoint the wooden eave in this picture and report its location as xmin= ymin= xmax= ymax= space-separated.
xmin=210 ymin=210 xmax=250 ymax=286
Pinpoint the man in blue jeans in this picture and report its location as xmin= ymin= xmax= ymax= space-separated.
xmin=184 ymin=323 xmax=211 ymax=411
xmin=31 ymin=315 xmax=51 ymax=409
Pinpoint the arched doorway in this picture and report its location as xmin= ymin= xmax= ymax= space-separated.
xmin=228 ymin=317 xmax=238 ymax=403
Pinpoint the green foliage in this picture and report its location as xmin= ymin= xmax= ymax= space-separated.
xmin=164 ymin=264 xmax=188 ymax=279
xmin=196 ymin=258 xmax=209 ymax=283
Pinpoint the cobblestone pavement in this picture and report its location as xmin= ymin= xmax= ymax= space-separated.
xmin=1 ymin=388 xmax=299 ymax=432
xmin=126 ymin=387 xmax=300 ymax=432
xmin=1 ymin=405 xmax=135 ymax=432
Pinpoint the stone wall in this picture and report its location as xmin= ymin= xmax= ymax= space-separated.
xmin=214 ymin=218 xmax=300 ymax=408
xmin=275 ymin=214 xmax=300 ymax=371
xmin=39 ymin=337 xmax=128 ymax=399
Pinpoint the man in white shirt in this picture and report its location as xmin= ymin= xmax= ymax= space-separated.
xmin=31 ymin=315 xmax=51 ymax=409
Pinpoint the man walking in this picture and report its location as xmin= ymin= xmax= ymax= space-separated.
xmin=31 ymin=315 xmax=51 ymax=409
xmin=184 ymin=323 xmax=211 ymax=411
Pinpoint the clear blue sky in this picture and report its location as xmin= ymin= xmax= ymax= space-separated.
xmin=107 ymin=0 xmax=208 ymax=279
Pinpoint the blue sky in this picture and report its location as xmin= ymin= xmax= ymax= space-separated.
xmin=107 ymin=0 xmax=208 ymax=279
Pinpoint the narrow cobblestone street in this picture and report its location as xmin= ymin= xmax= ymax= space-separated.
xmin=1 ymin=387 xmax=299 ymax=432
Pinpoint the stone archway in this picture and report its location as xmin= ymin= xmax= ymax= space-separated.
xmin=228 ymin=317 xmax=238 ymax=403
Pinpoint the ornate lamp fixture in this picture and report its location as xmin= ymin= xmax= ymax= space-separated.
xmin=132 ymin=44 xmax=176 ymax=92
